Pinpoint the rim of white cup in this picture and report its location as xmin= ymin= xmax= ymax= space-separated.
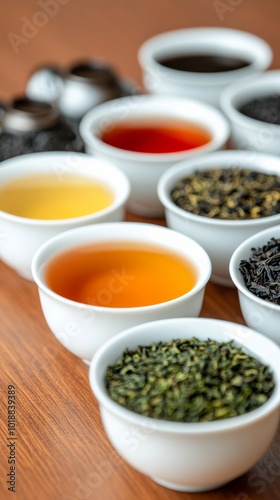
xmin=90 ymin=317 xmax=280 ymax=434
xmin=79 ymin=94 xmax=230 ymax=162
xmin=157 ymin=150 xmax=280 ymax=227
xmin=229 ymin=224 xmax=280 ymax=312
xmin=138 ymin=27 xmax=273 ymax=86
xmin=0 ymin=151 xmax=130 ymax=226
xmin=31 ymin=221 xmax=212 ymax=312
xmin=220 ymin=70 xmax=280 ymax=131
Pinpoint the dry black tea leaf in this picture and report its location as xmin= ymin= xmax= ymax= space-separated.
xmin=239 ymin=237 xmax=280 ymax=304
xmin=238 ymin=94 xmax=280 ymax=125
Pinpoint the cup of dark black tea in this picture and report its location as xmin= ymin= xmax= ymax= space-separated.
xmin=138 ymin=28 xmax=272 ymax=107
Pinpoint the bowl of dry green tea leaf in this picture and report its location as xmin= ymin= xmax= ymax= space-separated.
xmin=230 ymin=225 xmax=280 ymax=344
xmin=157 ymin=150 xmax=280 ymax=286
xmin=89 ymin=317 xmax=280 ymax=493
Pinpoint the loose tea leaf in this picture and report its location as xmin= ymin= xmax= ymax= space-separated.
xmin=170 ymin=168 xmax=280 ymax=220
xmin=105 ymin=338 xmax=275 ymax=422
xmin=239 ymin=237 xmax=280 ymax=304
xmin=0 ymin=118 xmax=84 ymax=162
xmin=238 ymin=94 xmax=280 ymax=125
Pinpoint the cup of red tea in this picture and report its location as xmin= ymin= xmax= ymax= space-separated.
xmin=31 ymin=222 xmax=211 ymax=363
xmin=138 ymin=28 xmax=272 ymax=107
xmin=79 ymin=94 xmax=230 ymax=217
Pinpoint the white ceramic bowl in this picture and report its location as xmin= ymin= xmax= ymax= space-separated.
xmin=138 ymin=28 xmax=272 ymax=107
xmin=89 ymin=317 xmax=280 ymax=492
xmin=31 ymin=222 xmax=211 ymax=364
xmin=221 ymin=70 xmax=280 ymax=154
xmin=0 ymin=152 xmax=130 ymax=280
xmin=158 ymin=150 xmax=280 ymax=286
xmin=79 ymin=94 xmax=230 ymax=217
xmin=230 ymin=225 xmax=280 ymax=345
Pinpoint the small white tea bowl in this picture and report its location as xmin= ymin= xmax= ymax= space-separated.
xmin=89 ymin=317 xmax=280 ymax=492
xmin=138 ymin=27 xmax=272 ymax=107
xmin=79 ymin=94 xmax=230 ymax=217
xmin=157 ymin=150 xmax=280 ymax=286
xmin=31 ymin=222 xmax=211 ymax=364
xmin=221 ymin=70 xmax=280 ymax=154
xmin=230 ymin=225 xmax=280 ymax=345
xmin=0 ymin=152 xmax=130 ymax=280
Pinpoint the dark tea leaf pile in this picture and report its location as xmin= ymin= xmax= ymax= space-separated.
xmin=0 ymin=118 xmax=84 ymax=162
xmin=238 ymin=94 xmax=280 ymax=125
xmin=105 ymin=338 xmax=275 ymax=422
xmin=170 ymin=167 xmax=280 ymax=219
xmin=239 ymin=238 xmax=280 ymax=304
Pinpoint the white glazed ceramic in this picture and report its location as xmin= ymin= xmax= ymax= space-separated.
xmin=26 ymin=61 xmax=123 ymax=120
xmin=157 ymin=150 xmax=280 ymax=286
xmin=26 ymin=61 xmax=138 ymax=120
xmin=31 ymin=222 xmax=211 ymax=363
xmin=0 ymin=152 xmax=130 ymax=280
xmin=221 ymin=70 xmax=280 ymax=154
xmin=138 ymin=28 xmax=272 ymax=107
xmin=79 ymin=94 xmax=230 ymax=217
xmin=89 ymin=317 xmax=280 ymax=492
xmin=230 ymin=225 xmax=280 ymax=345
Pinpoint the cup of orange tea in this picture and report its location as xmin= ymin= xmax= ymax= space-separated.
xmin=0 ymin=152 xmax=130 ymax=279
xmin=79 ymin=94 xmax=230 ymax=217
xmin=31 ymin=222 xmax=212 ymax=363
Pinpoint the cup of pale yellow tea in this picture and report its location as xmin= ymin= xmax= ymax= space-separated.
xmin=0 ymin=152 xmax=130 ymax=279
xmin=31 ymin=222 xmax=211 ymax=363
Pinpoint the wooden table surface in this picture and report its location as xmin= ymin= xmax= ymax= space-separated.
xmin=1 ymin=1 xmax=280 ymax=499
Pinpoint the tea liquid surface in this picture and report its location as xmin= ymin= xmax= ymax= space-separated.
xmin=0 ymin=173 xmax=114 ymax=219
xmin=45 ymin=242 xmax=198 ymax=308
xmin=157 ymin=54 xmax=251 ymax=73
xmin=99 ymin=118 xmax=211 ymax=153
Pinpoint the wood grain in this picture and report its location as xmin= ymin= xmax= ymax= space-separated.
xmin=1 ymin=1 xmax=280 ymax=499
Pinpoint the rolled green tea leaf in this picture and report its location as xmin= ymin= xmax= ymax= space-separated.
xmin=105 ymin=337 xmax=275 ymax=422
xmin=171 ymin=168 xmax=280 ymax=220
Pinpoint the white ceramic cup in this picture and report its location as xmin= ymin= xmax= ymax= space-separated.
xmin=158 ymin=150 xmax=280 ymax=286
xmin=79 ymin=94 xmax=230 ymax=217
xmin=138 ymin=27 xmax=272 ymax=107
xmin=221 ymin=70 xmax=280 ymax=154
xmin=0 ymin=152 xmax=130 ymax=280
xmin=230 ymin=225 xmax=280 ymax=344
xmin=90 ymin=317 xmax=280 ymax=492
xmin=31 ymin=222 xmax=212 ymax=364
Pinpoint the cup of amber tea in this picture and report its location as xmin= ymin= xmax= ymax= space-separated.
xmin=31 ymin=222 xmax=211 ymax=363
xmin=138 ymin=27 xmax=272 ymax=107
xmin=79 ymin=94 xmax=230 ymax=217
